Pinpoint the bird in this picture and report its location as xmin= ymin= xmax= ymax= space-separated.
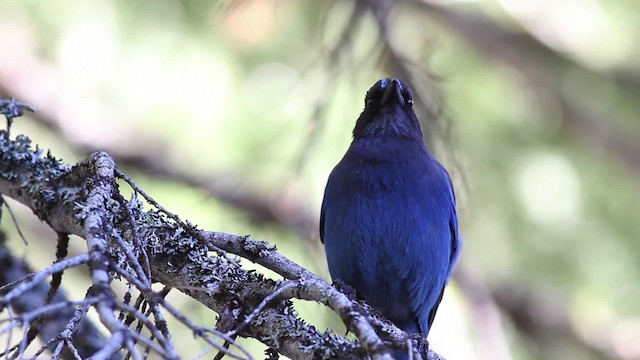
xmin=320 ymin=78 xmax=461 ymax=358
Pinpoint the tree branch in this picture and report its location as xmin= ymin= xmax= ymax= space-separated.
xmin=0 ymin=242 xmax=116 ymax=360
xmin=0 ymin=128 xmax=446 ymax=359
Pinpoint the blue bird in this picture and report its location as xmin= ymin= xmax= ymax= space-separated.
xmin=320 ymin=78 xmax=461 ymax=357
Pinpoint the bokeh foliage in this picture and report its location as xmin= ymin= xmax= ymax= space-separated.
xmin=0 ymin=1 xmax=639 ymax=359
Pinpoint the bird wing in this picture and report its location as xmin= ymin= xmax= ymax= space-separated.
xmin=423 ymin=213 xmax=459 ymax=332
xmin=443 ymin=165 xmax=462 ymax=282
xmin=319 ymin=201 xmax=326 ymax=244
xmin=402 ymin=190 xmax=456 ymax=335
xmin=399 ymin=162 xmax=459 ymax=335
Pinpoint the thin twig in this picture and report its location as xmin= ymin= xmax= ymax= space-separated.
xmin=0 ymin=254 xmax=90 ymax=307
xmin=1 ymin=197 xmax=28 ymax=245
xmin=160 ymin=300 xmax=252 ymax=360
xmin=227 ymin=281 xmax=297 ymax=338
xmin=112 ymin=190 xmax=151 ymax=285
xmin=114 ymin=169 xmax=231 ymax=259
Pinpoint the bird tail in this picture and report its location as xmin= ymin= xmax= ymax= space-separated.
xmin=391 ymin=349 xmax=409 ymax=360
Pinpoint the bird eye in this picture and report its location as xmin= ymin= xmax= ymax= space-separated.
xmin=407 ymin=99 xmax=413 ymax=106
xmin=365 ymin=99 xmax=373 ymax=107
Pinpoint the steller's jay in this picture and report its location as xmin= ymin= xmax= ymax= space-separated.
xmin=320 ymin=78 xmax=461 ymax=358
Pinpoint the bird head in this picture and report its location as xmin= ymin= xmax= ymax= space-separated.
xmin=352 ymin=78 xmax=423 ymax=140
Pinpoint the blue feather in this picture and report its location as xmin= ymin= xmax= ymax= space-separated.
xmin=321 ymin=79 xmax=461 ymax=357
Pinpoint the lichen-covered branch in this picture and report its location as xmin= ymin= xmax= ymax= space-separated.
xmin=0 ymin=243 xmax=116 ymax=360
xmin=0 ymin=128 xmax=445 ymax=359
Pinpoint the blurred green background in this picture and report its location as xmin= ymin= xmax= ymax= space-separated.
xmin=1 ymin=0 xmax=639 ymax=359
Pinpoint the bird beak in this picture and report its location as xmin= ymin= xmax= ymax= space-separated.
xmin=380 ymin=79 xmax=405 ymax=105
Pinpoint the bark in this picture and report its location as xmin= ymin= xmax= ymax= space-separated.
xmin=0 ymin=130 xmax=445 ymax=360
